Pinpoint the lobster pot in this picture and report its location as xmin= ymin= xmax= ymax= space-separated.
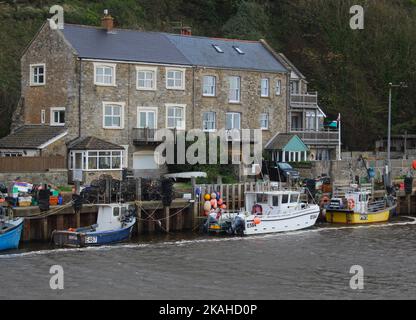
xmin=404 ymin=177 xmax=413 ymax=195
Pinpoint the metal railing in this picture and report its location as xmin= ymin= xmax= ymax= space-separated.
xmin=132 ymin=128 xmax=161 ymax=143
xmin=290 ymin=92 xmax=318 ymax=105
xmin=290 ymin=129 xmax=339 ymax=144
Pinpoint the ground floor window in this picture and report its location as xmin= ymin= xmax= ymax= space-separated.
xmin=69 ymin=150 xmax=123 ymax=171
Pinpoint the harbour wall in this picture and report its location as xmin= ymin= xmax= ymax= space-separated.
xmin=0 ymin=169 xmax=68 ymax=187
xmin=297 ymin=159 xmax=415 ymax=183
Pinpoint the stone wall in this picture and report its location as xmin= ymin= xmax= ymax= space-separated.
xmin=0 ymin=169 xmax=69 ymax=187
xmin=79 ymin=60 xmax=288 ymax=169
xmin=19 ymin=22 xmax=79 ymax=141
xmin=299 ymin=158 xmax=416 ymax=183
xmin=16 ymin=23 xmax=289 ymax=178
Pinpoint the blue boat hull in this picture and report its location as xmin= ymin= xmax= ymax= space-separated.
xmin=0 ymin=219 xmax=24 ymax=252
xmin=53 ymin=219 xmax=136 ymax=247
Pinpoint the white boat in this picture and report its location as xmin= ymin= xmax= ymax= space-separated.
xmin=206 ymin=190 xmax=320 ymax=236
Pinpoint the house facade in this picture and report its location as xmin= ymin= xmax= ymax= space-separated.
xmin=1 ymin=13 xmax=293 ymax=183
xmin=278 ymin=53 xmax=340 ymax=161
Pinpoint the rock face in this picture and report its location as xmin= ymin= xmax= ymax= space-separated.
xmin=15 ymin=22 xmax=289 ymax=178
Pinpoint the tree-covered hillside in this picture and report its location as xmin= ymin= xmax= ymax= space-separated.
xmin=0 ymin=0 xmax=415 ymax=150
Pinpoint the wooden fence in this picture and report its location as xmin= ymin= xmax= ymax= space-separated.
xmin=0 ymin=156 xmax=66 ymax=172
xmin=195 ymin=181 xmax=271 ymax=212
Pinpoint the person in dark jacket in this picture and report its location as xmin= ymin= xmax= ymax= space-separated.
xmin=38 ymin=184 xmax=52 ymax=212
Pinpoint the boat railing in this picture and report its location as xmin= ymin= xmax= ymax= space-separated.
xmin=367 ymin=200 xmax=386 ymax=213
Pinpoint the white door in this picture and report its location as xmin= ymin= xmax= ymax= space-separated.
xmin=133 ymin=153 xmax=158 ymax=170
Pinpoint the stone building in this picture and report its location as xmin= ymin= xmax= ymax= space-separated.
xmin=0 ymin=12 xmax=335 ymax=182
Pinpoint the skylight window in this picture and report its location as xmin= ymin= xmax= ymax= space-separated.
xmin=233 ymin=46 xmax=244 ymax=54
xmin=212 ymin=44 xmax=224 ymax=53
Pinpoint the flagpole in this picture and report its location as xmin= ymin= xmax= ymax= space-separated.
xmin=338 ymin=114 xmax=342 ymax=161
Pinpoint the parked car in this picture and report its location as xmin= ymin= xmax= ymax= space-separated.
xmin=276 ymin=163 xmax=300 ymax=182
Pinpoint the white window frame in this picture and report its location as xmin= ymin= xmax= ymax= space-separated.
xmin=120 ymin=145 xmax=129 ymax=168
xmin=94 ymin=62 xmax=116 ymax=86
xmin=137 ymin=106 xmax=158 ymax=129
xmin=229 ymin=76 xmax=241 ymax=103
xmin=41 ymin=109 xmax=46 ymax=124
xmin=260 ymin=113 xmax=269 ymax=130
xmin=165 ymin=104 xmax=186 ymax=130
xmin=202 ymin=75 xmax=216 ymax=97
xmin=202 ymin=112 xmax=216 ymax=132
xmin=276 ymin=80 xmax=282 ymax=96
xmin=226 ymin=112 xmax=241 ymax=130
xmin=103 ymin=102 xmax=125 ymax=129
xmin=166 ymin=68 xmax=186 ymax=90
xmin=70 ymin=150 xmax=123 ymax=171
xmin=261 ymin=78 xmax=270 ymax=97
xmin=136 ymin=66 xmax=157 ymax=91
xmin=30 ymin=63 xmax=46 ymax=86
xmin=50 ymin=107 xmax=66 ymax=126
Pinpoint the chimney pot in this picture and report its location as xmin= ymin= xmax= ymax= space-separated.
xmin=101 ymin=10 xmax=114 ymax=32
xmin=181 ymin=27 xmax=192 ymax=36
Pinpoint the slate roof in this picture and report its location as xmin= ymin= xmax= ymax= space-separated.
xmin=165 ymin=34 xmax=287 ymax=72
xmin=265 ymin=133 xmax=308 ymax=151
xmin=68 ymin=136 xmax=124 ymax=150
xmin=0 ymin=125 xmax=67 ymax=149
xmin=61 ymin=24 xmax=287 ymax=72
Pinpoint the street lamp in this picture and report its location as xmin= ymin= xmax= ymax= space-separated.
xmin=387 ymin=82 xmax=408 ymax=186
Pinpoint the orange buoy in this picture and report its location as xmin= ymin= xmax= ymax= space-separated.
xmin=412 ymin=160 xmax=416 ymax=170
xmin=204 ymin=194 xmax=211 ymax=201
xmin=253 ymin=217 xmax=261 ymax=225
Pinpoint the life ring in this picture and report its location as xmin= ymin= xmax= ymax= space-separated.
xmin=320 ymin=195 xmax=330 ymax=207
xmin=347 ymin=199 xmax=355 ymax=210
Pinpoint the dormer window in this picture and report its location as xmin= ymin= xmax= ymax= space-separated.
xmin=30 ymin=64 xmax=45 ymax=86
xmin=212 ymin=44 xmax=224 ymax=53
xmin=94 ymin=63 xmax=116 ymax=86
xmin=233 ymin=46 xmax=244 ymax=54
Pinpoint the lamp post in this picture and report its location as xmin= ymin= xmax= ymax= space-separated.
xmin=387 ymin=82 xmax=407 ymax=186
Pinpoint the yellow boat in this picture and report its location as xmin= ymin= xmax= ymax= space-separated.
xmin=325 ymin=188 xmax=396 ymax=225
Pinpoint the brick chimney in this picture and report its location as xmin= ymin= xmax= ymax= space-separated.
xmin=180 ymin=27 xmax=192 ymax=36
xmin=101 ymin=9 xmax=114 ymax=32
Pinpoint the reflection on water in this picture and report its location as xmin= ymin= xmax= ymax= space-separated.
xmin=1 ymin=218 xmax=416 ymax=300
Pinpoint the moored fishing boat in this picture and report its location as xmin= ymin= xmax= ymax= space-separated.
xmin=325 ymin=187 xmax=396 ymax=224
xmin=52 ymin=203 xmax=136 ymax=247
xmin=0 ymin=207 xmax=24 ymax=251
xmin=205 ymin=189 xmax=320 ymax=236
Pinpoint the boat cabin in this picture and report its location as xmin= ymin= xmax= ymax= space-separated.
xmin=95 ymin=203 xmax=133 ymax=232
xmin=244 ymin=191 xmax=306 ymax=216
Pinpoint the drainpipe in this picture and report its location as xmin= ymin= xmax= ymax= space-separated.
xmin=192 ymin=66 xmax=196 ymax=129
xmin=286 ymin=72 xmax=290 ymax=133
xmin=78 ymin=58 xmax=83 ymax=137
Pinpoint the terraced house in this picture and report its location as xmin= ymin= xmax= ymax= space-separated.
xmin=0 ymin=12 xmax=335 ymax=183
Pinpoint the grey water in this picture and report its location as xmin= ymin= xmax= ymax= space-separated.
xmin=1 ymin=218 xmax=416 ymax=300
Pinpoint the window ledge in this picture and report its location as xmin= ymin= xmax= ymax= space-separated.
xmin=95 ymin=83 xmax=117 ymax=87
xmin=103 ymin=127 xmax=124 ymax=130
xmin=136 ymin=87 xmax=157 ymax=91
